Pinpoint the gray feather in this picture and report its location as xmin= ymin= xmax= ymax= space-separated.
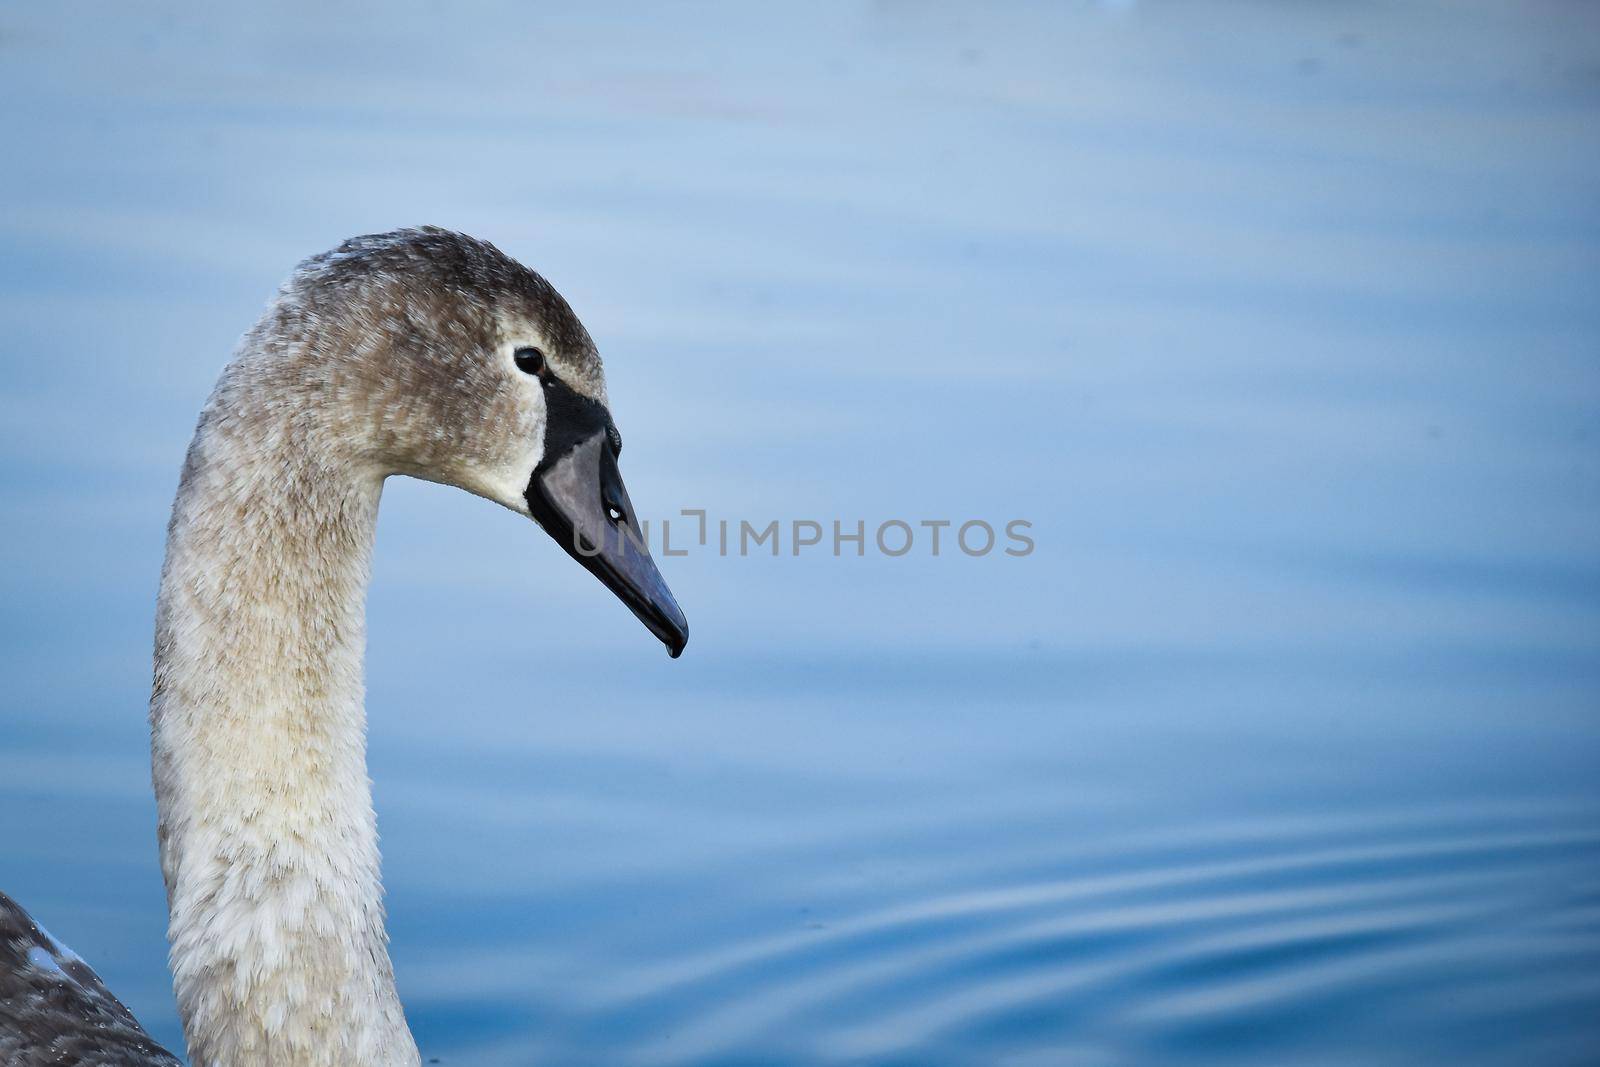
xmin=0 ymin=892 xmax=179 ymax=1066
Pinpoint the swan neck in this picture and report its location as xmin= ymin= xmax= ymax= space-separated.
xmin=150 ymin=390 xmax=417 ymax=1067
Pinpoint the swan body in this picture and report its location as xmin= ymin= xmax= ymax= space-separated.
xmin=0 ymin=892 xmax=179 ymax=1065
xmin=0 ymin=228 xmax=688 ymax=1065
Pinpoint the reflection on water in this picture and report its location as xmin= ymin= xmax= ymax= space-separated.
xmin=453 ymin=798 xmax=1600 ymax=1067
xmin=2 ymin=2 xmax=1598 ymax=1065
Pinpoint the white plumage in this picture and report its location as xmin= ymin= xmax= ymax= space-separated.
xmin=1 ymin=228 xmax=685 ymax=1066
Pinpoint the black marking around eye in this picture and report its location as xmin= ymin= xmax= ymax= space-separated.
xmin=535 ymin=369 xmax=617 ymax=474
xmin=607 ymin=424 xmax=623 ymax=457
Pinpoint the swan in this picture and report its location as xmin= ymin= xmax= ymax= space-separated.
xmin=0 ymin=228 xmax=689 ymax=1066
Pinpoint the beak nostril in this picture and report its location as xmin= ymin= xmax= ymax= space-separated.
xmin=607 ymin=505 xmax=625 ymax=524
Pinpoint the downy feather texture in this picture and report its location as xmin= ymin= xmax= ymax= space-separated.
xmin=2 ymin=229 xmax=619 ymax=1066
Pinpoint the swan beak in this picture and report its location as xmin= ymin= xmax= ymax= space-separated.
xmin=524 ymin=430 xmax=690 ymax=658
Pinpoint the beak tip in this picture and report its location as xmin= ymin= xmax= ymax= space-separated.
xmin=525 ymin=432 xmax=690 ymax=661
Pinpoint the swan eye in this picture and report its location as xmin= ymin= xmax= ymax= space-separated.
xmin=607 ymin=424 xmax=623 ymax=457
xmin=513 ymin=347 xmax=545 ymax=375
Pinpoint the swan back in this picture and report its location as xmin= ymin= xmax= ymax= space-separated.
xmin=0 ymin=891 xmax=178 ymax=1066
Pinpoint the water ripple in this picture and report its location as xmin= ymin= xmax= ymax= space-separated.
xmin=572 ymin=805 xmax=1600 ymax=1066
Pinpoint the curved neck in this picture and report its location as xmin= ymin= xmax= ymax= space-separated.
xmin=150 ymin=380 xmax=418 ymax=1067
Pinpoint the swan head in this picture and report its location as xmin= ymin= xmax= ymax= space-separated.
xmin=270 ymin=226 xmax=688 ymax=657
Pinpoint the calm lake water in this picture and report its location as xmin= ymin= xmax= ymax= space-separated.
xmin=2 ymin=3 xmax=1599 ymax=1064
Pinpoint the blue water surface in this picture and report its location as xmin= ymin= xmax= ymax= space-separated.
xmin=2 ymin=3 xmax=1598 ymax=1064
